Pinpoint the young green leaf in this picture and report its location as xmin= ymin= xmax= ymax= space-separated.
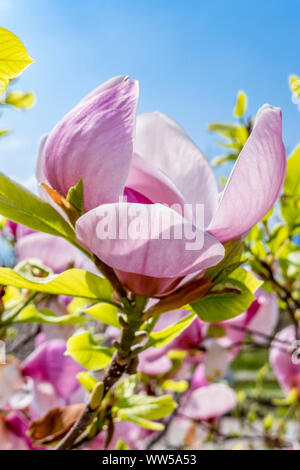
xmin=76 ymin=371 xmax=97 ymax=392
xmin=0 ymin=268 xmax=114 ymax=301
xmin=146 ymin=312 xmax=195 ymax=348
xmin=204 ymin=238 xmax=243 ymax=284
xmin=0 ymin=27 xmax=34 ymax=96
xmin=114 ymin=394 xmax=177 ymax=430
xmin=15 ymin=304 xmax=86 ymax=325
xmin=190 ymin=268 xmax=262 ymax=323
xmin=0 ymin=173 xmax=76 ymax=243
xmin=66 ymin=179 xmax=84 ymax=216
xmin=233 ymin=90 xmax=247 ymax=118
xmin=66 ymin=331 xmax=114 ymax=370
xmin=84 ymin=303 xmax=121 ymax=328
xmin=191 ymin=280 xmax=253 ymax=322
xmin=5 ymin=91 xmax=35 ymax=109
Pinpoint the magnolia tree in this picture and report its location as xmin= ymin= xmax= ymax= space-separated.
xmin=0 ymin=27 xmax=300 ymax=451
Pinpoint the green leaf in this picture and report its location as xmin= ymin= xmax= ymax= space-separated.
xmin=233 ymin=90 xmax=247 ymax=118
xmin=66 ymin=179 xmax=84 ymax=216
xmin=0 ymin=27 xmax=34 ymax=96
xmin=268 ymin=225 xmax=290 ymax=254
xmin=66 ymin=331 xmax=114 ymax=370
xmin=289 ymin=74 xmax=300 ymax=98
xmin=284 ymin=145 xmax=300 ymax=196
xmin=114 ymin=375 xmax=139 ymax=400
xmin=3 ymin=286 xmax=22 ymax=310
xmin=115 ymin=439 xmax=130 ymax=450
xmin=229 ymin=267 xmax=263 ymax=293
xmin=208 ymin=122 xmax=241 ymax=139
xmin=0 ymin=268 xmax=114 ymax=301
xmin=114 ymin=394 xmax=177 ymax=429
xmin=281 ymin=145 xmax=300 ymax=225
xmin=161 ymin=379 xmax=188 ymax=393
xmin=212 ymin=154 xmax=238 ymax=166
xmin=76 ymin=371 xmax=97 ymax=392
xmin=146 ymin=312 xmax=195 ymax=348
xmin=191 ymin=269 xmax=261 ymax=323
xmin=84 ymin=303 xmax=121 ymax=328
xmin=5 ymin=90 xmax=35 ymax=109
xmin=205 ymin=238 xmax=243 ymax=284
xmin=118 ymin=414 xmax=164 ymax=431
xmin=0 ymin=129 xmax=9 ymax=138
xmin=0 ymin=173 xmax=77 ymax=243
xmin=15 ymin=304 xmax=86 ymax=325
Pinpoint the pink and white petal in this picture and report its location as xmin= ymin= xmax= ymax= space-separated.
xmin=16 ymin=232 xmax=83 ymax=273
xmin=22 ymin=339 xmax=83 ymax=401
xmin=135 ymin=112 xmax=219 ymax=225
xmin=75 ymin=203 xmax=224 ymax=279
xmin=208 ymin=105 xmax=286 ymax=242
xmin=180 ymin=384 xmax=237 ymax=420
xmin=41 ymin=76 xmax=139 ymax=211
xmin=248 ymin=291 xmax=279 ymax=344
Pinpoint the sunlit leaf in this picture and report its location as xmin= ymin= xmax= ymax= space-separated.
xmin=15 ymin=304 xmax=86 ymax=325
xmin=76 ymin=371 xmax=97 ymax=392
xmin=0 ymin=268 xmax=114 ymax=301
xmin=146 ymin=312 xmax=195 ymax=348
xmin=66 ymin=331 xmax=114 ymax=370
xmin=115 ymin=394 xmax=177 ymax=430
xmin=191 ymin=269 xmax=261 ymax=322
xmin=5 ymin=90 xmax=35 ymax=109
xmin=0 ymin=27 xmax=34 ymax=96
xmin=233 ymin=90 xmax=247 ymax=118
xmin=84 ymin=303 xmax=121 ymax=328
xmin=0 ymin=173 xmax=77 ymax=243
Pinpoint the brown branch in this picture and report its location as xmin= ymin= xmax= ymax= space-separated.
xmin=93 ymin=255 xmax=128 ymax=301
xmin=56 ymin=310 xmax=142 ymax=450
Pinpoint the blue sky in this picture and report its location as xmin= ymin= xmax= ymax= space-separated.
xmin=1 ymin=0 xmax=300 ymax=188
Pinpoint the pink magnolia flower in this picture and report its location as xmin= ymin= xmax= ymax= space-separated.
xmin=37 ymin=76 xmax=286 ymax=296
xmin=270 ymin=326 xmax=300 ymax=397
xmin=22 ymin=338 xmax=85 ymax=418
xmin=179 ymin=383 xmax=237 ymax=421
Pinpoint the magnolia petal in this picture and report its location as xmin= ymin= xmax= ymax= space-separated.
xmin=208 ymin=105 xmax=286 ymax=242
xmin=181 ymin=384 xmax=236 ymax=420
xmin=22 ymin=340 xmax=83 ymax=400
xmin=135 ymin=112 xmax=219 ymax=225
xmin=16 ymin=232 xmax=83 ymax=273
xmin=126 ymin=153 xmax=189 ymax=217
xmin=40 ymin=76 xmax=139 ymax=211
xmin=75 ymin=203 xmax=224 ymax=279
xmin=270 ymin=326 xmax=300 ymax=395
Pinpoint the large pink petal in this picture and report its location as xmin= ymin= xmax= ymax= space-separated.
xmin=180 ymin=384 xmax=236 ymax=420
xmin=39 ymin=76 xmax=139 ymax=211
xmin=208 ymin=105 xmax=286 ymax=242
xmin=270 ymin=326 xmax=300 ymax=395
xmin=135 ymin=112 xmax=219 ymax=225
xmin=75 ymin=202 xmax=224 ymax=279
xmin=22 ymin=340 xmax=83 ymax=401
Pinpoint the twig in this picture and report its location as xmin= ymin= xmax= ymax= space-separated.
xmin=56 ymin=308 xmax=143 ymax=450
xmin=93 ymin=255 xmax=128 ymax=301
